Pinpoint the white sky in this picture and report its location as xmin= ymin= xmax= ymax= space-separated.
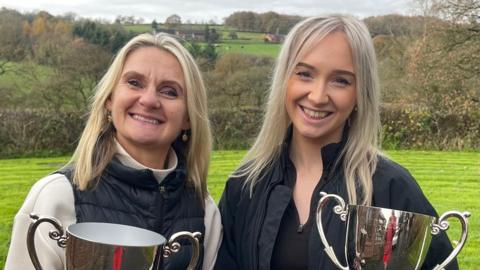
xmin=0 ymin=0 xmax=417 ymax=23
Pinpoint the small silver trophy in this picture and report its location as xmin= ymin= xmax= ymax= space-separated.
xmin=27 ymin=213 xmax=201 ymax=270
xmin=316 ymin=192 xmax=470 ymax=270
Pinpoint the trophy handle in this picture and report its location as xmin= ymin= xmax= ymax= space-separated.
xmin=163 ymin=231 xmax=202 ymax=270
xmin=316 ymin=192 xmax=349 ymax=270
xmin=431 ymin=211 xmax=470 ymax=270
xmin=27 ymin=213 xmax=68 ymax=270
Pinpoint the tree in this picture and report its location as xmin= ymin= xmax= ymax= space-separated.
xmin=0 ymin=8 xmax=28 ymax=75
xmin=228 ymin=31 xmax=238 ymax=40
xmin=165 ymin=14 xmax=181 ymax=27
xmin=151 ymin=19 xmax=158 ymax=32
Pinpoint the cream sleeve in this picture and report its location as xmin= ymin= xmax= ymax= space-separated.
xmin=4 ymin=174 xmax=76 ymax=270
xmin=202 ymin=195 xmax=223 ymax=270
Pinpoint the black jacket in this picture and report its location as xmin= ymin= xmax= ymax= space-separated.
xmin=59 ymin=142 xmax=205 ymax=270
xmin=214 ymin=134 xmax=457 ymax=270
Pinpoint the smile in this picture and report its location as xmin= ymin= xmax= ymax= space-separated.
xmin=130 ymin=113 xmax=161 ymax=125
xmin=301 ymin=106 xmax=331 ymax=119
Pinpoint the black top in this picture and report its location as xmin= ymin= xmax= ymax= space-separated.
xmin=58 ymin=141 xmax=206 ymax=270
xmin=214 ymin=127 xmax=458 ymax=270
xmin=271 ymin=156 xmax=312 ymax=270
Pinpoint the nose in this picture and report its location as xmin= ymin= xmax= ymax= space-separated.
xmin=138 ymin=87 xmax=160 ymax=108
xmin=308 ymin=81 xmax=329 ymax=105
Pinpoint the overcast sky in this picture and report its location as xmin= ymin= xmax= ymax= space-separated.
xmin=0 ymin=0 xmax=417 ymax=23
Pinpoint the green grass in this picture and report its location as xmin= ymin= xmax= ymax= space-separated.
xmin=215 ymin=42 xmax=280 ymax=57
xmin=1 ymin=150 xmax=478 ymax=269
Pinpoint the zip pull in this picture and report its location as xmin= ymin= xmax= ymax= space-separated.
xmin=297 ymin=223 xmax=304 ymax=233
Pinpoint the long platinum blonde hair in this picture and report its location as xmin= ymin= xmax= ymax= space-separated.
xmin=69 ymin=33 xmax=212 ymax=201
xmin=237 ymin=14 xmax=381 ymax=205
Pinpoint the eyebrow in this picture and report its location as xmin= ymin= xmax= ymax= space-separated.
xmin=295 ymin=62 xmax=356 ymax=78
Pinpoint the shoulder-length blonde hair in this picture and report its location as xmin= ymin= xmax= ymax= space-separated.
xmin=237 ymin=14 xmax=381 ymax=205
xmin=69 ymin=33 xmax=212 ymax=201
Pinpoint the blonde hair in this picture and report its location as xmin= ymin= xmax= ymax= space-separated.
xmin=69 ymin=33 xmax=212 ymax=201
xmin=237 ymin=14 xmax=381 ymax=205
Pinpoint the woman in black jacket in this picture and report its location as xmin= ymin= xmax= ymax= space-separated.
xmin=214 ymin=14 xmax=457 ymax=270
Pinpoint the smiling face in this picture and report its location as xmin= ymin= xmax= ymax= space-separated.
xmin=285 ymin=31 xmax=357 ymax=146
xmin=106 ymin=46 xmax=189 ymax=159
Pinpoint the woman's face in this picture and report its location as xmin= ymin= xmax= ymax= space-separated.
xmin=285 ymin=31 xmax=356 ymax=146
xmin=106 ymin=47 xmax=189 ymax=156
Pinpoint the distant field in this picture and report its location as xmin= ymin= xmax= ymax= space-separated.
xmin=123 ymin=23 xmax=280 ymax=57
xmin=1 ymin=150 xmax=478 ymax=269
xmin=215 ymin=42 xmax=280 ymax=57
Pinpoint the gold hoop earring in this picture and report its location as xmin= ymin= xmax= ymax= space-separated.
xmin=182 ymin=130 xmax=189 ymax=142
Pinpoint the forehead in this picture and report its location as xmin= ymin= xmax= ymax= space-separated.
xmin=122 ymin=47 xmax=185 ymax=84
xmin=298 ymin=31 xmax=354 ymax=73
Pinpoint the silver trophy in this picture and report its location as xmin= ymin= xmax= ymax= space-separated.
xmin=316 ymin=192 xmax=470 ymax=270
xmin=27 ymin=213 xmax=201 ymax=270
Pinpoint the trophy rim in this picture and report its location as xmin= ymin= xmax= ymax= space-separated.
xmin=348 ymin=204 xmax=436 ymax=219
xmin=67 ymin=222 xmax=166 ymax=247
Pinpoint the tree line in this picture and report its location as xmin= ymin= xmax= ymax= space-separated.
xmin=0 ymin=0 xmax=479 ymax=157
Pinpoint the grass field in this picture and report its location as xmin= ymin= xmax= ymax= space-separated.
xmin=1 ymin=150 xmax=478 ymax=269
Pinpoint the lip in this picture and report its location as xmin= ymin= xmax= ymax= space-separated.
xmin=128 ymin=112 xmax=164 ymax=125
xmin=299 ymin=105 xmax=333 ymax=123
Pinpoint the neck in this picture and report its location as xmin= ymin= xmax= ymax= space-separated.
xmin=289 ymin=131 xmax=324 ymax=172
xmin=117 ymin=140 xmax=170 ymax=170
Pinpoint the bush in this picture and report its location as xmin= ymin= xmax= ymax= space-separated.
xmin=1 ymin=105 xmax=478 ymax=158
xmin=381 ymin=105 xmax=480 ymax=150
xmin=209 ymin=107 xmax=262 ymax=149
xmin=0 ymin=109 xmax=85 ymax=157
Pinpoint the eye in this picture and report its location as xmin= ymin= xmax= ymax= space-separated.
xmin=295 ymin=71 xmax=313 ymax=80
xmin=159 ymin=86 xmax=179 ymax=98
xmin=127 ymin=79 xmax=142 ymax=89
xmin=332 ymin=77 xmax=353 ymax=88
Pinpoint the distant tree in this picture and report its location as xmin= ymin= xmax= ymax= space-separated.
xmin=165 ymin=14 xmax=181 ymax=28
xmin=204 ymin=25 xmax=219 ymax=43
xmin=185 ymin=41 xmax=218 ymax=70
xmin=224 ymin=11 xmax=256 ymax=31
xmin=224 ymin=11 xmax=302 ymax=33
xmin=0 ymin=8 xmax=28 ymax=75
xmin=151 ymin=19 xmax=158 ymax=31
xmin=409 ymin=0 xmax=480 ymax=114
xmin=72 ymin=20 xmax=134 ymax=53
xmin=228 ymin=31 xmax=238 ymax=40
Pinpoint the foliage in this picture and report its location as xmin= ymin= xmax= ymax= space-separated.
xmin=72 ymin=20 xmax=135 ymax=53
xmin=224 ymin=11 xmax=303 ymax=34
xmin=184 ymin=42 xmax=219 ymax=70
xmin=0 ymin=110 xmax=85 ymax=157
xmin=364 ymin=14 xmax=427 ymax=37
xmin=165 ymin=14 xmax=181 ymax=27
xmin=205 ymin=53 xmax=273 ymax=109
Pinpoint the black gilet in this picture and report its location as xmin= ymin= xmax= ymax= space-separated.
xmin=57 ymin=146 xmax=205 ymax=270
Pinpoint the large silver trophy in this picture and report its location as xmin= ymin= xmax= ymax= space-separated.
xmin=27 ymin=213 xmax=201 ymax=270
xmin=316 ymin=192 xmax=470 ymax=270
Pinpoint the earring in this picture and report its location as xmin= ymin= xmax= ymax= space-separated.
xmin=107 ymin=111 xmax=113 ymax=122
xmin=182 ymin=130 xmax=189 ymax=142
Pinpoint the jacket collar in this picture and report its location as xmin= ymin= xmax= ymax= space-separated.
xmin=105 ymin=140 xmax=187 ymax=191
xmin=277 ymin=125 xmax=349 ymax=184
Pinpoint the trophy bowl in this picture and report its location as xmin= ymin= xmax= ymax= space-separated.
xmin=316 ymin=192 xmax=470 ymax=270
xmin=27 ymin=213 xmax=201 ymax=270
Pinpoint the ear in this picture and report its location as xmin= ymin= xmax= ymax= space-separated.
xmin=105 ymin=95 xmax=112 ymax=111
